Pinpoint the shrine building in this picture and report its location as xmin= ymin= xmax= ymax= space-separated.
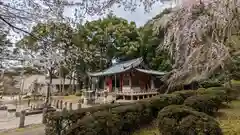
xmin=88 ymin=57 xmax=166 ymax=100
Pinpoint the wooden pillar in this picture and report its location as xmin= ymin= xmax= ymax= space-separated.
xmin=130 ymin=74 xmax=134 ymax=100
xmin=114 ymin=74 xmax=117 ymax=92
xmin=120 ymin=74 xmax=123 ymax=92
xmin=151 ymin=76 xmax=155 ymax=90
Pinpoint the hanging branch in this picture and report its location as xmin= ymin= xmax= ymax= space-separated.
xmin=150 ymin=0 xmax=240 ymax=92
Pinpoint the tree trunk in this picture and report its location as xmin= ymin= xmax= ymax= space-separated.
xmin=59 ymin=68 xmax=62 ymax=93
xmin=62 ymin=76 xmax=66 ymax=95
xmin=45 ymin=68 xmax=53 ymax=106
xmin=69 ymin=71 xmax=73 ymax=94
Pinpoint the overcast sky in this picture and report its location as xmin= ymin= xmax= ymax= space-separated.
xmin=10 ymin=2 xmax=173 ymax=43
xmin=64 ymin=2 xmax=173 ymax=27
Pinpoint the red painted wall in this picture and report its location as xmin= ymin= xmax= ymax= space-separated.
xmin=105 ymin=77 xmax=112 ymax=92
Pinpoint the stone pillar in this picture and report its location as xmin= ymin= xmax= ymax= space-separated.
xmin=137 ymin=96 xmax=140 ymax=100
xmin=33 ymin=105 xmax=36 ymax=110
xmin=42 ymin=108 xmax=47 ymax=124
xmin=56 ymin=100 xmax=59 ymax=109
xmin=69 ymin=102 xmax=72 ymax=111
xmin=51 ymin=100 xmax=54 ymax=107
xmin=64 ymin=102 xmax=67 ymax=110
xmin=19 ymin=110 xmax=26 ymax=128
xmin=77 ymin=103 xmax=81 ymax=110
xmin=59 ymin=100 xmax=63 ymax=109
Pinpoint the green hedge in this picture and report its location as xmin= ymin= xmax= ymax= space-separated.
xmin=65 ymin=102 xmax=153 ymax=135
xmin=142 ymin=94 xmax=184 ymax=117
xmin=157 ymin=105 xmax=223 ymax=135
xmin=65 ymin=95 xmax=184 ymax=135
xmin=184 ymin=94 xmax=222 ymax=115
xmin=45 ymin=103 xmax=131 ymax=135
xmin=45 ymin=86 xmax=235 ymax=135
xmin=173 ymin=90 xmax=197 ymax=99
xmin=173 ymin=87 xmax=234 ymax=101
xmin=199 ymin=81 xmax=222 ymax=88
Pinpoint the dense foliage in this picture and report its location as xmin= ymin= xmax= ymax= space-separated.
xmin=44 ymin=86 xmax=238 ymax=135
xmin=157 ymin=105 xmax=223 ymax=135
xmin=16 ymin=15 xmax=172 ymax=91
xmin=148 ymin=0 xmax=240 ymax=91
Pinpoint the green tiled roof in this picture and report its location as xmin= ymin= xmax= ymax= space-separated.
xmin=88 ymin=57 xmax=143 ymax=76
xmin=135 ymin=68 xmax=166 ymax=76
xmin=88 ymin=57 xmax=167 ymax=77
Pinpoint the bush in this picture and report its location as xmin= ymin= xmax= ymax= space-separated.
xmin=157 ymin=105 xmax=223 ymax=135
xmin=64 ymin=94 xmax=184 ymax=135
xmin=173 ymin=90 xmax=198 ymax=99
xmin=206 ymin=87 xmax=237 ymax=102
xmin=184 ymin=94 xmax=222 ymax=115
xmin=173 ymin=87 xmax=232 ymax=102
xmin=200 ymin=81 xmax=222 ymax=88
xmin=66 ymin=102 xmax=152 ymax=135
xmin=45 ymin=102 xmax=132 ymax=135
xmin=65 ymin=111 xmax=120 ymax=135
xmin=75 ymin=91 xmax=82 ymax=96
xmin=142 ymin=94 xmax=184 ymax=117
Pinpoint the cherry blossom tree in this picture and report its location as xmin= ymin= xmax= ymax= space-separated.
xmin=149 ymin=0 xmax=240 ymax=92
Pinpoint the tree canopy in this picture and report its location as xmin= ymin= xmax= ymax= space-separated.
xmin=148 ymin=0 xmax=240 ymax=91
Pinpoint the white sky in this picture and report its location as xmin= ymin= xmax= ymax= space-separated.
xmin=64 ymin=2 xmax=173 ymax=27
xmin=10 ymin=2 xmax=173 ymax=43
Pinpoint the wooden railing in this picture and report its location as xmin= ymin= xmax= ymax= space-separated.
xmin=116 ymin=91 xmax=158 ymax=96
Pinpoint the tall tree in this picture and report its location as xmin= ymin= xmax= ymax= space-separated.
xmin=73 ymin=15 xmax=140 ymax=71
xmin=0 ymin=33 xmax=12 ymax=68
xmin=0 ymin=0 xmax=169 ymax=36
xmin=17 ymin=21 xmax=74 ymax=104
xmin=149 ymin=0 xmax=240 ymax=92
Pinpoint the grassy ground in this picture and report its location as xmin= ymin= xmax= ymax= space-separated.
xmin=0 ymin=124 xmax=45 ymax=135
xmin=217 ymin=100 xmax=240 ymax=134
xmin=133 ymin=100 xmax=240 ymax=135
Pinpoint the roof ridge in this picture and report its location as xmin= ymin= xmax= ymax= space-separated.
xmin=115 ymin=57 xmax=142 ymax=66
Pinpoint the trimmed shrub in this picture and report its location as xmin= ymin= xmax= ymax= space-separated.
xmin=206 ymin=87 xmax=237 ymax=102
xmin=64 ymin=94 xmax=184 ymax=135
xmin=143 ymin=94 xmax=184 ymax=117
xmin=66 ymin=102 xmax=152 ymax=135
xmin=45 ymin=103 xmax=131 ymax=135
xmin=184 ymin=94 xmax=222 ymax=115
xmin=65 ymin=111 xmax=121 ymax=135
xmin=157 ymin=105 xmax=223 ymax=135
xmin=173 ymin=87 xmax=232 ymax=102
xmin=173 ymin=90 xmax=198 ymax=99
xmin=200 ymin=81 xmax=222 ymax=88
